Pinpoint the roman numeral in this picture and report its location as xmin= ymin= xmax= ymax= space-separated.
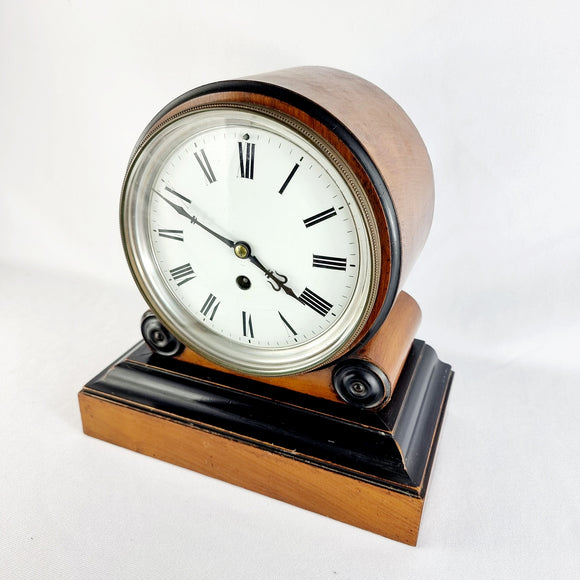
xmin=169 ymin=263 xmax=195 ymax=286
xmin=158 ymin=228 xmax=184 ymax=242
xmin=298 ymin=287 xmax=333 ymax=316
xmin=238 ymin=141 xmax=255 ymax=179
xmin=312 ymin=254 xmax=347 ymax=271
xmin=201 ymin=293 xmax=220 ymax=320
xmin=278 ymin=311 xmax=297 ymax=336
xmin=303 ymin=207 xmax=337 ymax=228
xmin=242 ymin=311 xmax=254 ymax=338
xmin=164 ymin=186 xmax=191 ymax=204
xmin=194 ymin=149 xmax=217 ymax=184
xmin=278 ymin=163 xmax=300 ymax=194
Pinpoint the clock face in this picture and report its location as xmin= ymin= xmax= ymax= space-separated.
xmin=122 ymin=106 xmax=380 ymax=375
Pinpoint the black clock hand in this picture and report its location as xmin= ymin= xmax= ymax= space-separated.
xmin=155 ymin=188 xmax=302 ymax=302
xmin=247 ymin=253 xmax=300 ymax=301
xmin=154 ymin=189 xmax=235 ymax=249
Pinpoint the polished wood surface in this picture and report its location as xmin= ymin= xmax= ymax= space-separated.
xmin=177 ymin=291 xmax=421 ymax=405
xmin=78 ymin=339 xmax=453 ymax=546
xmin=246 ymin=67 xmax=434 ymax=286
xmin=79 ymin=392 xmax=424 ymax=546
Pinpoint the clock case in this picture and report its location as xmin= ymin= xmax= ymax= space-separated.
xmin=127 ymin=67 xmax=434 ymax=370
xmin=78 ymin=67 xmax=453 ymax=546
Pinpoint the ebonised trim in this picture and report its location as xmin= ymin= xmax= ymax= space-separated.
xmin=85 ymin=339 xmax=453 ymax=497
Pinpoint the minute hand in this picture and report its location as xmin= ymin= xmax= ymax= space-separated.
xmin=154 ymin=190 xmax=235 ymax=248
xmin=155 ymin=189 xmax=300 ymax=301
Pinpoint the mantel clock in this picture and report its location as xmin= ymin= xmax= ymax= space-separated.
xmin=79 ymin=67 xmax=453 ymax=546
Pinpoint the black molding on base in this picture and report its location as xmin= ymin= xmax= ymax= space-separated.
xmin=84 ymin=339 xmax=453 ymax=498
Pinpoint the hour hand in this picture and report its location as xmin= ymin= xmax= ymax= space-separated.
xmin=248 ymin=254 xmax=300 ymax=301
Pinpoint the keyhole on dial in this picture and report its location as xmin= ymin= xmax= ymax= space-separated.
xmin=236 ymin=275 xmax=252 ymax=290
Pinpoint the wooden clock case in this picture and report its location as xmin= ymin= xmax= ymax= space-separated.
xmin=78 ymin=67 xmax=453 ymax=546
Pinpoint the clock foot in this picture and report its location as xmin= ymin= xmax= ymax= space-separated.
xmin=140 ymin=311 xmax=184 ymax=357
xmin=78 ymin=339 xmax=453 ymax=546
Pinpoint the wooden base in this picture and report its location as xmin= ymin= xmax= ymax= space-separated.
xmin=78 ymin=340 xmax=452 ymax=546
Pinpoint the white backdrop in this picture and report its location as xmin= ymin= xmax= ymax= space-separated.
xmin=1 ymin=1 xmax=579 ymax=578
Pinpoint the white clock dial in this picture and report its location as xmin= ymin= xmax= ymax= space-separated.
xmin=122 ymin=106 xmax=380 ymax=375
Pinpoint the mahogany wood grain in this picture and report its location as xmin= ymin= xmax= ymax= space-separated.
xmin=78 ymin=390 xmax=424 ymax=545
xmin=246 ymin=67 xmax=434 ymax=286
xmin=78 ymin=338 xmax=452 ymax=546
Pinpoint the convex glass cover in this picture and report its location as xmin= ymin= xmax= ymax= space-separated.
xmin=121 ymin=106 xmax=380 ymax=375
